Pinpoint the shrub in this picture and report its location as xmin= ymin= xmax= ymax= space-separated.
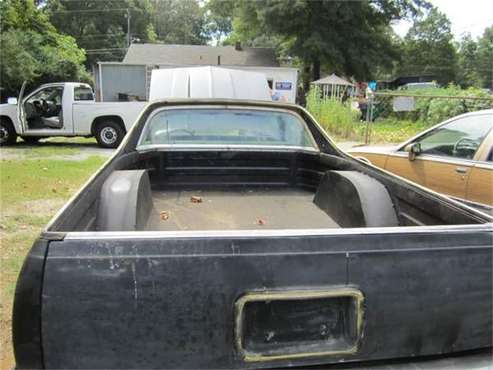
xmin=376 ymin=85 xmax=493 ymax=124
xmin=306 ymin=87 xmax=360 ymax=139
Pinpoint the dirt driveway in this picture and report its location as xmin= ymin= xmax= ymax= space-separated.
xmin=0 ymin=137 xmax=114 ymax=161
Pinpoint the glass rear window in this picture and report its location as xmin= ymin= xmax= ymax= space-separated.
xmin=74 ymin=86 xmax=94 ymax=101
xmin=138 ymin=108 xmax=317 ymax=149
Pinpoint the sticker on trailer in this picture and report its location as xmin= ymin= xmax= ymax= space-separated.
xmin=275 ymin=82 xmax=292 ymax=90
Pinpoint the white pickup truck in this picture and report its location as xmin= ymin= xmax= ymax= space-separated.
xmin=0 ymin=82 xmax=146 ymax=148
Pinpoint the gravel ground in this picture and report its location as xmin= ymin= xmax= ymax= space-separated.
xmin=0 ymin=140 xmax=115 ymax=161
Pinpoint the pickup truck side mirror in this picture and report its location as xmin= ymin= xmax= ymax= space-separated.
xmin=404 ymin=142 xmax=421 ymax=161
xmin=7 ymin=97 xmax=17 ymax=105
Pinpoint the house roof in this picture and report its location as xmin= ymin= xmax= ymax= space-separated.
xmin=311 ymin=73 xmax=353 ymax=86
xmin=122 ymin=43 xmax=279 ymax=67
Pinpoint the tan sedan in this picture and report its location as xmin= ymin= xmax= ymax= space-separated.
xmin=349 ymin=109 xmax=493 ymax=210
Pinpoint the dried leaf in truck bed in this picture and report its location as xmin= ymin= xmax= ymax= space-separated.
xmin=160 ymin=211 xmax=169 ymax=221
xmin=190 ymin=196 xmax=203 ymax=203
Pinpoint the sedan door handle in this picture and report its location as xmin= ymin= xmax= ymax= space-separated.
xmin=455 ymin=167 xmax=468 ymax=174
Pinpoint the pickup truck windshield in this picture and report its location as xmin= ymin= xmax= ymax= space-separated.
xmin=138 ymin=108 xmax=317 ymax=149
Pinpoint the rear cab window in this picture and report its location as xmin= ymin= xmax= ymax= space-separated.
xmin=137 ymin=107 xmax=318 ymax=150
xmin=74 ymin=86 xmax=94 ymax=101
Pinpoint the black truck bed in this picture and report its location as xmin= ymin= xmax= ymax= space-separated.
xmin=146 ymin=187 xmax=339 ymax=231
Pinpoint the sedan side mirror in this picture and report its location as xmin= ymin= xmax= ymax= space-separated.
xmin=7 ymin=97 xmax=18 ymax=105
xmin=404 ymin=142 xmax=421 ymax=161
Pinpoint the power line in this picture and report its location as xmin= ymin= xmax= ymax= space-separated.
xmin=49 ymin=8 xmax=130 ymax=14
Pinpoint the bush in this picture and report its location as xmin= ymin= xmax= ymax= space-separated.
xmin=377 ymin=85 xmax=493 ymax=124
xmin=306 ymin=87 xmax=360 ymax=139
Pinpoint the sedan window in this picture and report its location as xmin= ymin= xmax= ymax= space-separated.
xmin=413 ymin=114 xmax=493 ymax=160
xmin=138 ymin=108 xmax=317 ymax=149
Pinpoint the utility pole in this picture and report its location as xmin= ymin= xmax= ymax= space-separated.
xmin=126 ymin=8 xmax=131 ymax=47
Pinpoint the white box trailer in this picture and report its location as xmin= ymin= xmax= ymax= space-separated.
xmin=95 ymin=62 xmax=298 ymax=103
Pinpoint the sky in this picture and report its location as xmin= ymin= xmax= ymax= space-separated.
xmin=392 ymin=0 xmax=493 ymax=39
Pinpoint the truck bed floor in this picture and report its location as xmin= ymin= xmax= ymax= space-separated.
xmin=146 ymin=187 xmax=339 ymax=231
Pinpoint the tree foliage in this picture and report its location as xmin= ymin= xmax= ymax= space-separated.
xmin=476 ymin=25 xmax=493 ymax=89
xmin=209 ymin=0 xmax=428 ymax=86
xmin=45 ymin=0 xmax=156 ymax=66
xmin=398 ymin=7 xmax=457 ymax=85
xmin=456 ymin=34 xmax=481 ymax=88
xmin=151 ymin=0 xmax=210 ymax=45
xmin=0 ymin=0 xmax=89 ymax=100
xmin=45 ymin=0 xmax=221 ymax=65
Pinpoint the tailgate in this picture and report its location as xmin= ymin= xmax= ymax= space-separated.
xmin=41 ymin=226 xmax=492 ymax=369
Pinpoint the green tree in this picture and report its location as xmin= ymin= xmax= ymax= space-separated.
xmin=45 ymin=0 xmax=156 ymax=66
xmin=456 ymin=34 xmax=481 ymax=88
xmin=210 ymin=0 xmax=427 ymax=87
xmin=0 ymin=0 xmax=89 ymax=100
xmin=204 ymin=1 xmax=233 ymax=45
xmin=151 ymin=0 xmax=209 ymax=44
xmin=476 ymin=25 xmax=493 ymax=89
xmin=398 ymin=7 xmax=458 ymax=85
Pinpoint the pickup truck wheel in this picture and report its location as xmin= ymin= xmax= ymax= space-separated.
xmin=0 ymin=118 xmax=17 ymax=146
xmin=22 ymin=136 xmax=41 ymax=144
xmin=95 ymin=121 xmax=125 ymax=149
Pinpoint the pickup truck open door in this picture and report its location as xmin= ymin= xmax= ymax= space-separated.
xmin=17 ymin=82 xmax=74 ymax=137
xmin=16 ymin=81 xmax=27 ymax=135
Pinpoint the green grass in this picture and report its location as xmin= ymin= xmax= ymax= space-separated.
xmin=314 ymin=118 xmax=433 ymax=144
xmin=1 ymin=156 xmax=106 ymax=203
xmin=0 ymin=155 xmax=106 ymax=367
xmin=356 ymin=119 xmax=434 ymax=144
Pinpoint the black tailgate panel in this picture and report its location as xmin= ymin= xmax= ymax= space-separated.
xmin=41 ymin=229 xmax=492 ymax=369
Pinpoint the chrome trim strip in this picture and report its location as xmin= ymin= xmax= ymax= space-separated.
xmin=388 ymin=151 xmax=478 ymax=166
xmin=137 ymin=144 xmax=318 ymax=153
xmin=475 ymin=162 xmax=493 ymax=170
xmin=452 ymin=197 xmax=493 ymax=212
xmin=64 ymin=223 xmax=493 ymax=240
